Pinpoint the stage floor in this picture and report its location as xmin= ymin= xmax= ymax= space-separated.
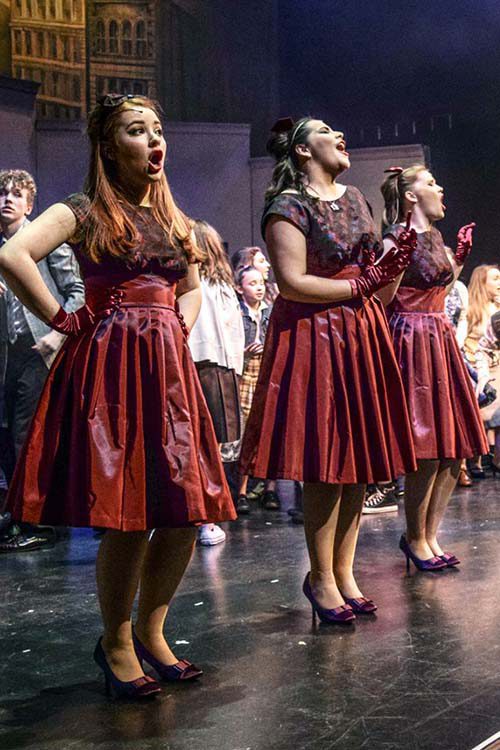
xmin=1 ymin=477 xmax=499 ymax=750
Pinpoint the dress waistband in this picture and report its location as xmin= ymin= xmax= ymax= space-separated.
xmin=86 ymin=275 xmax=177 ymax=307
xmin=85 ymin=276 xmax=189 ymax=337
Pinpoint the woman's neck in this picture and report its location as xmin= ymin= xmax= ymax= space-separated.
xmin=405 ymin=204 xmax=432 ymax=232
xmin=303 ymin=164 xmax=344 ymax=201
xmin=116 ymin=179 xmax=151 ymax=207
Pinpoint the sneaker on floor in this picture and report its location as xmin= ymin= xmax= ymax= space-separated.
xmin=289 ymin=509 xmax=304 ymax=525
xmin=262 ymin=490 xmax=281 ymax=510
xmin=0 ymin=511 xmax=12 ymax=535
xmin=236 ymin=494 xmax=251 ymax=515
xmin=362 ymin=485 xmax=399 ymax=515
xmin=246 ymin=480 xmax=265 ymax=501
xmin=198 ymin=524 xmax=226 ymax=546
xmin=0 ymin=524 xmax=56 ymax=553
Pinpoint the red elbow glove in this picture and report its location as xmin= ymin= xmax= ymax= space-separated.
xmin=350 ymin=226 xmax=417 ymax=299
xmin=455 ymin=223 xmax=475 ymax=265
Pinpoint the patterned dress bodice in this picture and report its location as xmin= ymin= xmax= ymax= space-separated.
xmin=385 ymin=224 xmax=454 ymax=314
xmin=385 ymin=224 xmax=453 ymax=289
xmin=62 ymin=193 xmax=189 ymax=285
xmin=262 ymin=186 xmax=382 ymax=279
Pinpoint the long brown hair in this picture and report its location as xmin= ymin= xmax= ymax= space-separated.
xmin=380 ymin=164 xmax=427 ymax=229
xmin=192 ymin=220 xmax=234 ymax=287
xmin=467 ymin=264 xmax=500 ymax=337
xmin=82 ymin=96 xmax=199 ymax=263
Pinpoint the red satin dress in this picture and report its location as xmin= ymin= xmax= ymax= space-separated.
xmin=7 ymin=194 xmax=237 ymax=530
xmin=386 ymin=224 xmax=488 ymax=459
xmin=239 ymin=188 xmax=417 ymax=484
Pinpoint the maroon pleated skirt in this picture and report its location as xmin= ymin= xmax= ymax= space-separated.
xmin=239 ymin=292 xmax=417 ymax=485
xmin=389 ymin=287 xmax=488 ymax=460
xmin=7 ymin=276 xmax=236 ymax=530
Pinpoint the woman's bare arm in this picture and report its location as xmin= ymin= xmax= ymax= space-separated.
xmin=0 ymin=202 xmax=77 ymax=323
xmin=176 ymin=262 xmax=202 ymax=330
xmin=265 ymin=217 xmax=353 ymax=303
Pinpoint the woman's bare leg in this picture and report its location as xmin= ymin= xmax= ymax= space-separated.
xmin=96 ymin=530 xmax=150 ymax=681
xmin=135 ymin=527 xmax=197 ymax=665
xmin=303 ymin=482 xmax=344 ymax=609
xmin=333 ymin=484 xmax=366 ymax=599
xmin=238 ymin=474 xmax=250 ymax=495
xmin=404 ymin=460 xmax=440 ymax=560
xmin=426 ymin=458 xmax=461 ymax=556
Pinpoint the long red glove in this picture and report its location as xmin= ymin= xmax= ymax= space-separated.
xmin=350 ymin=213 xmax=416 ymax=299
xmin=49 ymin=288 xmax=123 ymax=336
xmin=455 ymin=222 xmax=475 ymax=265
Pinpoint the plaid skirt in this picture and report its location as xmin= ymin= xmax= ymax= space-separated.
xmin=240 ymin=355 xmax=262 ymax=423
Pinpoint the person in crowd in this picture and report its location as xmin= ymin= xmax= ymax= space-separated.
xmin=0 ymin=169 xmax=84 ymax=552
xmin=381 ymin=165 xmax=488 ymax=571
xmin=476 ymin=310 xmax=500 ymax=473
xmin=362 ymin=482 xmax=400 ymax=514
xmin=0 ymin=94 xmax=235 ymax=698
xmin=464 ymin=265 xmax=500 ymax=365
xmin=445 ymin=278 xmax=473 ymax=486
xmin=189 ymin=219 xmax=244 ymax=545
xmin=235 ymin=263 xmax=280 ymax=513
xmin=240 ymin=116 xmax=417 ymax=622
xmin=463 ymin=265 xmax=500 ymax=477
xmin=232 ymin=245 xmax=278 ymax=306
xmin=445 ymin=278 xmax=469 ymax=347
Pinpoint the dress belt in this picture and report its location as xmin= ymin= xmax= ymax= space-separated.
xmin=85 ymin=277 xmax=190 ymax=338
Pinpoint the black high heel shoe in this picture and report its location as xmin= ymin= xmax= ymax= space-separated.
xmin=93 ymin=638 xmax=162 ymax=699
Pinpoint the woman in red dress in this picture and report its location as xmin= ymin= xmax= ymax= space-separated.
xmin=0 ymin=95 xmax=236 ymax=697
xmin=240 ymin=117 xmax=417 ymax=622
xmin=381 ymin=166 xmax=488 ymax=571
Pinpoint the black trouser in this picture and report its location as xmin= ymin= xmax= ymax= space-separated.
xmin=4 ymin=332 xmax=48 ymax=478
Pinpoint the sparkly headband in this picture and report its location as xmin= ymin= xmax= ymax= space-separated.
xmin=96 ymin=93 xmax=149 ymax=109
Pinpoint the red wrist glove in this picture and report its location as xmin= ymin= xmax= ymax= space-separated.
xmin=455 ymin=223 xmax=475 ymax=265
xmin=349 ymin=247 xmax=410 ymax=298
xmin=350 ymin=218 xmax=417 ymax=299
xmin=49 ymin=289 xmax=123 ymax=336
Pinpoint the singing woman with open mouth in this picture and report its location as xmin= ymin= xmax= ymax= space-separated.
xmin=0 ymin=94 xmax=236 ymax=698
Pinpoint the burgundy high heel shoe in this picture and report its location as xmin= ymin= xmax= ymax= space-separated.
xmin=439 ymin=552 xmax=461 ymax=567
xmin=302 ymin=573 xmax=356 ymax=624
xmin=399 ymin=535 xmax=447 ymax=572
xmin=132 ymin=629 xmax=203 ymax=682
xmin=339 ymin=592 xmax=378 ymax=614
xmin=93 ymin=638 xmax=162 ymax=699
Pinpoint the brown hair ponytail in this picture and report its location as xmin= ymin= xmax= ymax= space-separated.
xmin=380 ymin=164 xmax=427 ymax=230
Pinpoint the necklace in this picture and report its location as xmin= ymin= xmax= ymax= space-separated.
xmin=306 ymin=184 xmax=342 ymax=210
